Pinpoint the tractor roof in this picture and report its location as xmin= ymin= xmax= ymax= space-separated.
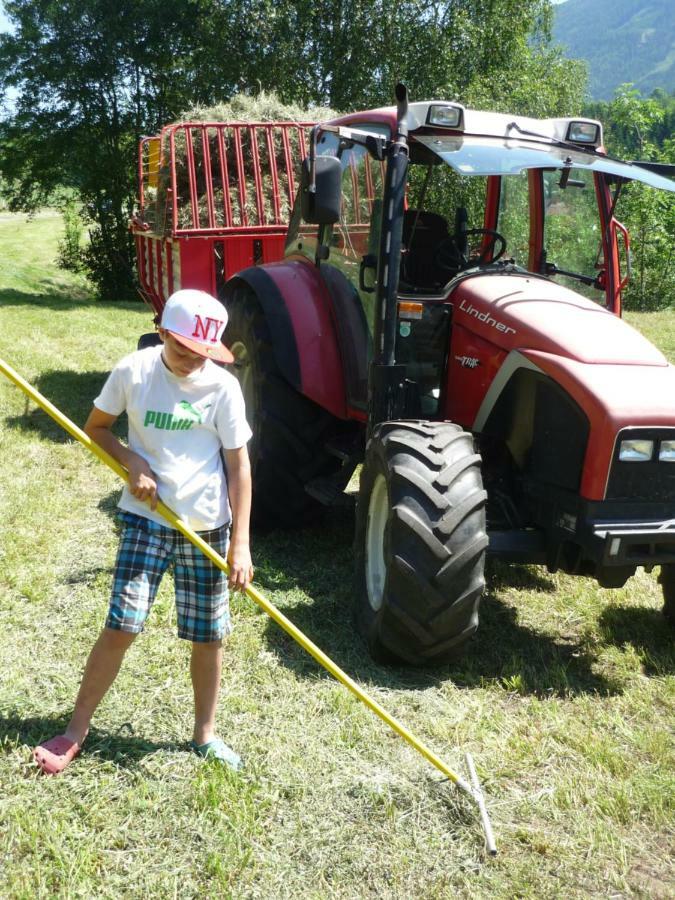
xmin=325 ymin=101 xmax=675 ymax=193
xmin=328 ymin=101 xmax=604 ymax=148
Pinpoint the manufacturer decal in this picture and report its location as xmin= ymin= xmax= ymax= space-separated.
xmin=459 ymin=298 xmax=516 ymax=335
xmin=455 ymin=355 xmax=481 ymax=369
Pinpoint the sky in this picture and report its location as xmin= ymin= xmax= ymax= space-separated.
xmin=0 ymin=4 xmax=11 ymax=34
xmin=0 ymin=4 xmax=15 ymax=110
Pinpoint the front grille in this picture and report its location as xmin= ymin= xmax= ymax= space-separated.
xmin=606 ymin=427 xmax=675 ymax=502
xmin=529 ymin=378 xmax=589 ymax=491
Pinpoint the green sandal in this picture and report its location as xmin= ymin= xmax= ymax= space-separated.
xmin=190 ymin=738 xmax=242 ymax=771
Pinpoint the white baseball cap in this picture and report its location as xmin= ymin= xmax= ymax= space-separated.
xmin=160 ymin=289 xmax=233 ymax=363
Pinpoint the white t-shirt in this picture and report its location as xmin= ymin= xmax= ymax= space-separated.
xmin=94 ymin=346 xmax=252 ymax=531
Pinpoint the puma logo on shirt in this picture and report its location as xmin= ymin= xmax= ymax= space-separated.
xmin=143 ymin=401 xmax=212 ymax=430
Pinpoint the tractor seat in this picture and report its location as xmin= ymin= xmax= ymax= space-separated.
xmin=401 ymin=210 xmax=451 ymax=291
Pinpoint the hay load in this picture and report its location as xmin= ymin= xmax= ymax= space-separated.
xmin=176 ymin=91 xmax=338 ymax=127
xmin=141 ymin=92 xmax=339 ymax=235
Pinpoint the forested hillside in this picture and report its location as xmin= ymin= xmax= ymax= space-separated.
xmin=553 ymin=0 xmax=675 ymax=100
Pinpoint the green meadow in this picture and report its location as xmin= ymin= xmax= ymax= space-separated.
xmin=0 ymin=213 xmax=673 ymax=898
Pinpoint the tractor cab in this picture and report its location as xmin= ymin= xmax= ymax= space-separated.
xmin=285 ymin=100 xmax=674 ymax=429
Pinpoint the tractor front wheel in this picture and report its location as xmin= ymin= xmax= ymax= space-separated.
xmin=659 ymin=565 xmax=675 ymax=625
xmin=355 ymin=421 xmax=488 ymax=665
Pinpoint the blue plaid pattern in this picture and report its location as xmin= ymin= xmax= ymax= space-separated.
xmin=107 ymin=512 xmax=232 ymax=642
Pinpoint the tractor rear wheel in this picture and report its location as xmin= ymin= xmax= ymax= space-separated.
xmin=659 ymin=565 xmax=675 ymax=625
xmin=225 ymin=287 xmax=353 ymax=527
xmin=355 ymin=421 xmax=488 ymax=665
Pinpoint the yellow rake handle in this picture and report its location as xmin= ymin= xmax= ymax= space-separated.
xmin=0 ymin=355 xmax=496 ymax=852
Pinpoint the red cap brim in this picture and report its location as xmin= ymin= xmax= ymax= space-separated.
xmin=169 ymin=331 xmax=234 ymax=364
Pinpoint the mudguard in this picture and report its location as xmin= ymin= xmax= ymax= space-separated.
xmin=225 ymin=260 xmax=348 ymax=419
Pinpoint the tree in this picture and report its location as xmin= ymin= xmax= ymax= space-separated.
xmin=585 ymin=86 xmax=675 ymax=311
xmin=0 ymin=0 xmax=244 ymax=298
xmin=0 ymin=0 xmax=586 ymax=299
xmin=232 ymin=0 xmax=585 ymax=115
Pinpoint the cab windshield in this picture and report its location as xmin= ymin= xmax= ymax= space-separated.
xmin=414 ymin=134 xmax=675 ymax=192
xmin=414 ymin=132 xmax=675 ymax=300
xmin=409 ymin=133 xmax=675 ymax=303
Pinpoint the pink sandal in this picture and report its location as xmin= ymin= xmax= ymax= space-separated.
xmin=33 ymin=735 xmax=81 ymax=775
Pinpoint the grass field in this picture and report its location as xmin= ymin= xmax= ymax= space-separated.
xmin=0 ymin=214 xmax=673 ymax=899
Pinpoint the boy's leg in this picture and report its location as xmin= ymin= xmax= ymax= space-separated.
xmin=175 ymin=523 xmax=239 ymax=765
xmin=72 ymin=514 xmax=170 ymax=740
xmin=34 ymin=513 xmax=171 ymax=774
xmin=66 ymin=627 xmax=138 ymax=744
xmin=33 ymin=628 xmax=137 ymax=774
xmin=190 ymin=638 xmax=223 ymax=745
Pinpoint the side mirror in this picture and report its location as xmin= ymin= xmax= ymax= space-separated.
xmin=300 ymin=156 xmax=342 ymax=225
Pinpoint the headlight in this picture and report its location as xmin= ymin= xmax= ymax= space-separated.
xmin=659 ymin=440 xmax=675 ymax=462
xmin=565 ymin=120 xmax=601 ymax=145
xmin=619 ymin=439 xmax=654 ymax=461
xmin=426 ymin=104 xmax=464 ymax=129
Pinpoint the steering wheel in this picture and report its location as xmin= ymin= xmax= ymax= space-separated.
xmin=435 ymin=228 xmax=507 ymax=274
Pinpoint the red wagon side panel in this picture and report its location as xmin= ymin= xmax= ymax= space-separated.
xmin=178 ymin=239 xmax=214 ymax=296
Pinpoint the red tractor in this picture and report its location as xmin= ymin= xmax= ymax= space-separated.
xmin=133 ymin=87 xmax=675 ymax=665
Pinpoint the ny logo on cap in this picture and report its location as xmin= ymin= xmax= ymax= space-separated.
xmin=192 ymin=315 xmax=223 ymax=344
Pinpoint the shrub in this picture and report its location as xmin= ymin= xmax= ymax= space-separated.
xmin=56 ymin=198 xmax=85 ymax=273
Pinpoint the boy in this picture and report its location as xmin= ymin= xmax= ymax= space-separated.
xmin=34 ymin=289 xmax=253 ymax=774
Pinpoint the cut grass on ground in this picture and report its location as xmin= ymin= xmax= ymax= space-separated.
xmin=0 ymin=214 xmax=674 ymax=899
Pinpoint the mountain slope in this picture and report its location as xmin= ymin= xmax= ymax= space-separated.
xmin=553 ymin=0 xmax=675 ymax=100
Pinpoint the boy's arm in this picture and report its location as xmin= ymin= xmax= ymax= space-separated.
xmin=84 ymin=406 xmax=159 ymax=510
xmin=224 ymin=445 xmax=253 ymax=591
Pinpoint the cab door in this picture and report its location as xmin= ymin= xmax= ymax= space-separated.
xmin=491 ymin=169 xmax=621 ymax=312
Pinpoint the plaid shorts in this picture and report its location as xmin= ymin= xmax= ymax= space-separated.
xmin=107 ymin=511 xmax=233 ymax=643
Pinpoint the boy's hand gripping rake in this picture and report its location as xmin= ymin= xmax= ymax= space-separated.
xmin=0 ymin=356 xmax=496 ymax=854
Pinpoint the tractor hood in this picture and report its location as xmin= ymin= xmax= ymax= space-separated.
xmin=451 ymin=273 xmax=667 ymax=366
xmin=451 ymin=272 xmax=675 ymax=500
